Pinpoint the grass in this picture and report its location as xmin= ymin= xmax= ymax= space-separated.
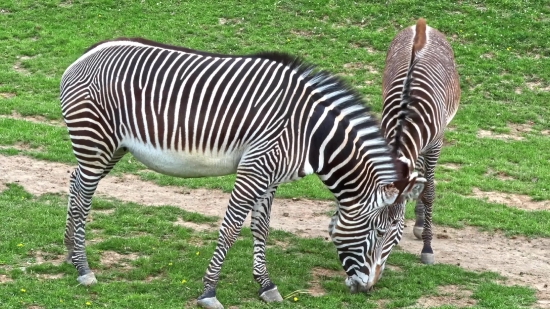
xmin=0 ymin=184 xmax=537 ymax=309
xmin=0 ymin=0 xmax=549 ymax=307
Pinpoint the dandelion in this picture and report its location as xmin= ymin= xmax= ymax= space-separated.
xmin=86 ymin=301 xmax=91 ymax=306
xmin=293 ymin=297 xmax=298 ymax=302
xmin=20 ymin=288 xmax=26 ymax=293
xmin=17 ymin=243 xmax=23 ymax=247
xmin=181 ymin=279 xmax=187 ymax=284
xmin=196 ymin=251 xmax=200 ymax=256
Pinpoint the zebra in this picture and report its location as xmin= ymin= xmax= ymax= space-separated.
xmin=380 ymin=18 xmax=461 ymax=265
xmin=59 ymin=37 xmax=426 ymax=309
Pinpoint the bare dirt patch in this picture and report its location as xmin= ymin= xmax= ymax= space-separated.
xmin=526 ymin=81 xmax=550 ymax=92
xmin=484 ymin=169 xmax=515 ymax=181
xmin=385 ymin=264 xmax=403 ymax=272
xmin=440 ymin=163 xmax=461 ymax=170
xmin=13 ymin=56 xmax=36 ymax=76
xmin=0 ymin=142 xmax=43 ymax=152
xmin=100 ymin=251 xmax=139 ymax=269
xmin=0 ymin=110 xmax=65 ymax=127
xmin=33 ymin=250 xmax=65 ymax=266
xmin=471 ymin=188 xmax=549 ymax=211
xmin=413 ymin=285 xmax=476 ymax=308
xmin=1 ymin=154 xmax=549 ymax=304
xmin=343 ymin=62 xmax=379 ymax=74
xmin=266 ymin=239 xmax=291 ymax=250
xmin=92 ymin=209 xmax=115 ymax=215
xmin=0 ymin=155 xmax=335 ymax=237
xmin=59 ymin=1 xmax=73 ymax=8
xmin=309 ymin=267 xmax=344 ymax=296
xmin=476 ymin=122 xmax=536 ymax=141
xmin=0 ymin=274 xmax=13 ymax=284
xmin=36 ymin=273 xmax=64 ymax=280
xmin=174 ymin=217 xmax=216 ymax=232
xmin=0 ymin=92 xmax=16 ymax=99
xmin=398 ymin=219 xmax=550 ymax=306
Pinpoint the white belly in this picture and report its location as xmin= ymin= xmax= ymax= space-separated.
xmin=122 ymin=139 xmax=244 ymax=178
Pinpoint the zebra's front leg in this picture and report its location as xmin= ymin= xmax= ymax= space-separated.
xmin=250 ymin=186 xmax=283 ymax=303
xmin=418 ymin=144 xmax=441 ymax=265
xmin=64 ymin=166 xmax=102 ymax=285
xmin=197 ymin=169 xmax=271 ymax=309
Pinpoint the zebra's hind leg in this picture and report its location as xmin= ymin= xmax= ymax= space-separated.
xmin=418 ymin=142 xmax=442 ymax=265
xmin=197 ymin=166 xmax=272 ymax=309
xmin=413 ymin=156 xmax=427 ymax=240
xmin=250 ymin=186 xmax=283 ymax=303
xmin=64 ymin=148 xmax=126 ymax=285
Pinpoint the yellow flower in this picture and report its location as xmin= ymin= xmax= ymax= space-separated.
xmin=293 ymin=296 xmax=298 ymax=302
xmin=60 ymin=300 xmax=63 ymax=303
xmin=20 ymin=288 xmax=26 ymax=293
xmin=196 ymin=251 xmax=200 ymax=256
xmin=17 ymin=243 xmax=23 ymax=247
xmin=168 ymin=262 xmax=173 ymax=266
xmin=86 ymin=301 xmax=91 ymax=305
xmin=98 ymin=15 xmax=101 ymax=17
xmin=181 ymin=279 xmax=187 ymax=284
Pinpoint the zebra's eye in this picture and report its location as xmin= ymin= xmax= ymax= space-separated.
xmin=376 ymin=228 xmax=386 ymax=238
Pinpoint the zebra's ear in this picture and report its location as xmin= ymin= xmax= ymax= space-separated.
xmin=382 ymin=173 xmax=426 ymax=205
xmin=399 ymin=174 xmax=427 ymax=201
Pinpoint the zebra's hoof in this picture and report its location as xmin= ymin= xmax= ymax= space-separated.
xmin=259 ymin=287 xmax=283 ymax=303
xmin=420 ymin=253 xmax=435 ymax=265
xmin=77 ymin=272 xmax=98 ymax=286
xmin=197 ymin=297 xmax=224 ymax=309
xmin=413 ymin=226 xmax=424 ymax=240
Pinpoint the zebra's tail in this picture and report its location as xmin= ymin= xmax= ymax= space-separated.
xmin=392 ymin=18 xmax=427 ymax=174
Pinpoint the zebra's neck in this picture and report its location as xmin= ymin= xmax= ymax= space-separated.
xmin=306 ymin=104 xmax=399 ymax=208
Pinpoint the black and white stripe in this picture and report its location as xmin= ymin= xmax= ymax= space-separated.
xmin=60 ymin=37 xmax=425 ymax=307
xmin=380 ymin=18 xmax=461 ymax=267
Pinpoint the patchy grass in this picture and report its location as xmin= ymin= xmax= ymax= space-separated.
xmin=0 ymin=0 xmax=549 ymax=235
xmin=0 ymin=185 xmax=536 ymax=308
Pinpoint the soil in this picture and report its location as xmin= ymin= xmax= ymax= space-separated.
xmin=414 ymin=285 xmax=476 ymax=308
xmin=100 ymin=251 xmax=139 ymax=269
xmin=0 ymin=154 xmax=549 ymax=307
xmin=471 ymin=187 xmax=550 ymax=211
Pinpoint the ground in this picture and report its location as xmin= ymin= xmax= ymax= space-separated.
xmin=0 ymin=152 xmax=548 ymax=308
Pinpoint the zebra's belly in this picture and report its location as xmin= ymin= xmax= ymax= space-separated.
xmin=122 ymin=139 xmax=243 ymax=178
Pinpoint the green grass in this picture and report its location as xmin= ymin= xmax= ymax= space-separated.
xmin=0 ymin=0 xmax=549 ymax=307
xmin=0 ymin=184 xmax=537 ymax=309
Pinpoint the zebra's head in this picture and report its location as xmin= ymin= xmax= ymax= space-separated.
xmin=328 ymin=172 xmax=426 ymax=294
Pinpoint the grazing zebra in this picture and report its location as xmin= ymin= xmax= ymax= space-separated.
xmin=59 ymin=37 xmax=426 ymax=309
xmin=380 ymin=18 xmax=461 ymax=265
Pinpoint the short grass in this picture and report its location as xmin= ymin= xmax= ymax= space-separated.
xmin=0 ymin=1 xmax=549 ymax=307
xmin=0 ymin=184 xmax=536 ymax=309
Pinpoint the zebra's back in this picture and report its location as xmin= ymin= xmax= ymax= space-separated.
xmin=382 ymin=23 xmax=460 ymax=131
xmin=60 ymin=39 xmax=301 ymax=178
